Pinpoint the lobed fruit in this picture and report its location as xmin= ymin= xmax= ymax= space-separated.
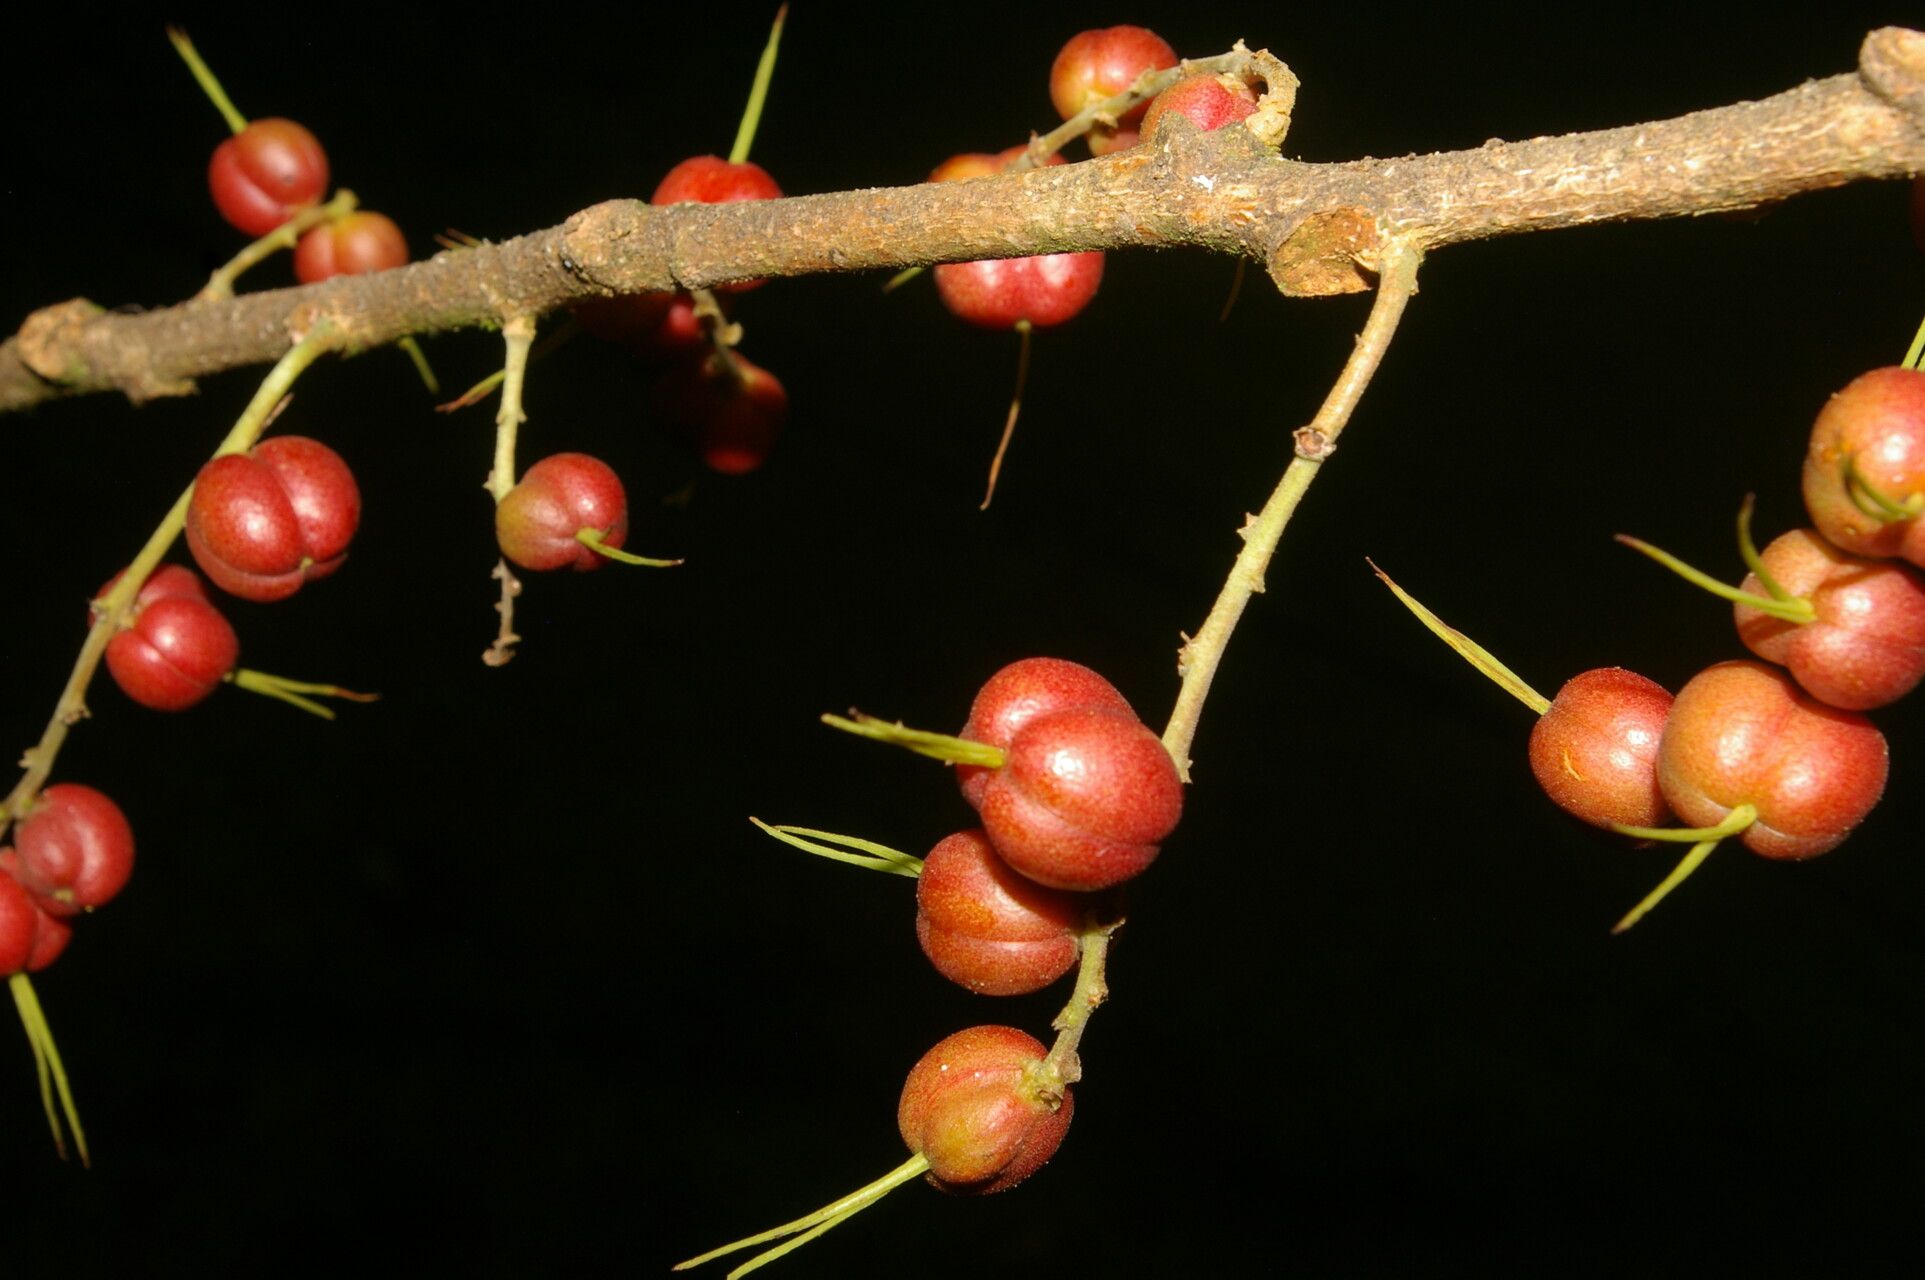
xmin=930 ymin=149 xmax=1103 ymax=331
xmin=101 ymin=564 xmax=240 ymax=712
xmin=915 ymin=829 xmax=1085 ymax=996
xmin=956 ymin=657 xmax=1135 ymax=808
xmin=1733 ymin=528 xmax=1925 ymax=709
xmin=897 ymin=1025 xmax=1072 ymax=1194
xmin=186 ymin=435 xmax=361 ymax=602
xmin=1048 ymin=25 xmax=1179 ymax=155
xmin=208 ymin=118 xmax=330 ymax=237
xmin=495 ymin=452 xmax=630 ymax=571
xmin=1527 ymin=668 xmax=1673 ymax=829
xmin=1800 ymin=366 xmax=1925 ymax=565
xmin=649 ymin=351 xmax=790 ymax=475
xmin=1657 ymin=660 xmax=1887 ymax=859
xmin=1140 ymin=72 xmax=1261 ymax=143
xmin=979 ymin=706 xmax=1184 ymax=891
xmin=0 ymin=871 xmax=72 ymax=975
xmin=293 ymin=211 xmax=409 ymax=283
xmin=5 ymin=784 xmax=136 ymax=917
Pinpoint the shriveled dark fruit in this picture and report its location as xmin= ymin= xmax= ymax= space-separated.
xmin=495 ymin=452 xmax=630 ymax=572
xmin=1527 ymin=668 xmax=1673 ymax=829
xmin=957 ymin=657 xmax=1135 ymax=807
xmin=897 ymin=1024 xmax=1072 ymax=1194
xmin=915 ymin=829 xmax=1085 ymax=995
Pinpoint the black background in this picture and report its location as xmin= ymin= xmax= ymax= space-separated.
xmin=4 ymin=6 xmax=1923 ymax=1277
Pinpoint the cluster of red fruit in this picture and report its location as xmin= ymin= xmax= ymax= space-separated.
xmin=0 ymin=786 xmax=133 ymax=988
xmin=1387 ymin=362 xmax=1925 ymax=930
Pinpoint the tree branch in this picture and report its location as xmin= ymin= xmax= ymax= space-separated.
xmin=3 ymin=28 xmax=1920 ymax=416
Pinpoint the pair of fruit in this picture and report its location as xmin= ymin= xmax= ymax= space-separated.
xmin=1 ymin=786 xmax=135 ymax=928
xmin=185 ymin=435 xmax=360 ymax=603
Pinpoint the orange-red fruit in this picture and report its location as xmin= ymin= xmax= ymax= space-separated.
xmin=957 ymin=657 xmax=1135 ymax=808
xmin=1801 ymin=367 xmax=1925 ymax=566
xmin=495 ymin=452 xmax=629 ymax=572
xmin=186 ymin=436 xmax=361 ymax=602
xmin=930 ymin=148 xmax=1103 ymax=330
xmin=915 ymin=830 xmax=1084 ymax=996
xmin=7 ymin=784 xmax=136 ymax=918
xmin=1734 ymin=528 xmax=1925 ymax=710
xmin=980 ymin=706 xmax=1183 ymax=891
xmin=649 ymin=351 xmax=790 ymax=475
xmin=1140 ymin=73 xmax=1260 ymax=142
xmin=0 ymin=870 xmax=72 ymax=975
xmin=102 ymin=564 xmax=240 ymax=712
xmin=208 ymin=118 xmax=330 ymax=237
xmin=897 ymin=1025 xmax=1072 ymax=1194
xmin=1048 ymin=25 xmax=1179 ymax=155
xmin=1527 ymin=668 xmax=1673 ymax=829
xmin=293 ymin=211 xmax=408 ymax=283
xmin=1658 ymin=660 xmax=1887 ymax=860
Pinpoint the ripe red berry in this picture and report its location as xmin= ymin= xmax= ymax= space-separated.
xmin=651 ymin=156 xmax=783 ymax=293
xmin=292 ymin=211 xmax=409 ymax=284
xmin=495 ymin=452 xmax=630 ymax=572
xmin=186 ymin=435 xmax=361 ymax=603
xmin=1527 ymin=668 xmax=1674 ymax=829
xmin=1801 ymin=366 xmax=1925 ymax=566
xmin=915 ymin=829 xmax=1085 ymax=996
xmin=1140 ymin=72 xmax=1261 ymax=142
xmin=649 ymin=351 xmax=790 ymax=475
xmin=101 ymin=564 xmax=239 ymax=711
xmin=897 ymin=1025 xmax=1072 ymax=1194
xmin=1658 ymin=660 xmax=1887 ymax=860
xmin=929 ymin=149 xmax=1103 ymax=331
xmin=208 ymin=118 xmax=330 ymax=238
xmin=956 ymin=657 xmax=1135 ymax=808
xmin=1048 ymin=25 xmax=1179 ymax=156
xmin=1733 ymin=528 xmax=1925 ymax=709
xmin=979 ymin=706 xmax=1184 ymax=891
xmin=6 ymin=784 xmax=136 ymax=918
xmin=0 ymin=870 xmax=72 ymax=975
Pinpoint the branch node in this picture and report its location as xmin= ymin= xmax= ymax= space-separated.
xmin=1861 ymin=27 xmax=1925 ymax=126
xmin=1293 ymin=427 xmax=1336 ymax=461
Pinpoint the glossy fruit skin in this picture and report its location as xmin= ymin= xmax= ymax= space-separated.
xmin=651 ymin=156 xmax=782 ymax=292
xmin=1658 ymin=660 xmax=1887 ymax=860
xmin=897 ymin=1025 xmax=1072 ymax=1194
xmin=1527 ymin=668 xmax=1673 ymax=829
xmin=930 ymin=149 xmax=1103 ymax=331
xmin=1734 ymin=528 xmax=1925 ymax=710
xmin=102 ymin=564 xmax=239 ymax=711
xmin=1801 ymin=367 xmax=1925 ymax=565
xmin=293 ymin=211 xmax=408 ymax=283
xmin=957 ymin=657 xmax=1135 ymax=808
xmin=8 ymin=784 xmax=135 ymax=918
xmin=495 ymin=453 xmax=629 ymax=572
xmin=980 ymin=706 xmax=1183 ymax=891
xmin=0 ymin=869 xmax=72 ymax=974
xmin=1048 ymin=26 xmax=1178 ymax=156
xmin=649 ymin=351 xmax=789 ymax=475
xmin=186 ymin=436 xmax=361 ymax=602
xmin=208 ymin=118 xmax=330 ymax=237
xmin=1140 ymin=73 xmax=1260 ymax=142
xmin=916 ymin=829 xmax=1085 ymax=996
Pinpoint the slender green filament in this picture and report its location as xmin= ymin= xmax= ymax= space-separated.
xmin=728 ymin=4 xmax=788 ymax=165
xmin=1368 ymin=559 xmax=1551 ymax=715
xmin=1610 ymin=804 xmax=1758 ymax=934
xmin=11 ymin=973 xmax=87 ymax=1165
xmin=574 ymin=529 xmax=682 ymax=568
xmin=674 ymin=1152 xmax=930 ymax=1276
xmin=748 ymin=818 xmax=923 ymax=876
xmin=1615 ymin=534 xmax=1814 ymax=624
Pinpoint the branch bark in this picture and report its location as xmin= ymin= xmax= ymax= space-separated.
xmin=3 ymin=27 xmax=1920 ymax=417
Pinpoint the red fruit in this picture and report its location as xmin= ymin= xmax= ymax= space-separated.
xmin=979 ymin=706 xmax=1183 ymax=891
xmin=956 ymin=657 xmax=1135 ymax=808
xmin=208 ymin=118 xmax=330 ymax=237
xmin=1658 ymin=660 xmax=1887 ymax=860
xmin=1801 ymin=367 xmax=1925 ymax=566
xmin=292 ymin=211 xmax=409 ymax=283
xmin=915 ymin=830 xmax=1085 ymax=996
xmin=495 ymin=452 xmax=629 ymax=572
xmin=101 ymin=564 xmax=239 ymax=711
xmin=1527 ymin=668 xmax=1674 ymax=829
xmin=0 ymin=870 xmax=72 ymax=974
xmin=185 ymin=435 xmax=361 ymax=602
xmin=1140 ymin=72 xmax=1261 ymax=142
xmin=7 ymin=784 xmax=136 ymax=917
xmin=1048 ymin=25 xmax=1179 ymax=156
xmin=649 ymin=351 xmax=789 ymax=475
xmin=651 ymin=156 xmax=783 ymax=292
xmin=897 ymin=1025 xmax=1072 ymax=1194
xmin=1734 ymin=528 xmax=1925 ymax=709
xmin=930 ymin=150 xmax=1103 ymax=331
xmin=574 ymin=292 xmax=709 ymax=361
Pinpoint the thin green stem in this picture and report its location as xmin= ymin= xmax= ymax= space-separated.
xmin=1610 ymin=803 xmax=1758 ymax=934
xmin=880 ymin=266 xmax=924 ymax=294
xmin=1042 ymin=914 xmax=1120 ymax=1086
xmin=1368 ymin=558 xmax=1551 ymax=715
xmin=1733 ymin=493 xmax=1796 ymax=602
xmin=574 ymin=529 xmax=682 ymax=568
xmin=1843 ymin=456 xmax=1924 ymax=522
xmin=397 ymin=337 xmax=439 ymax=394
xmin=1614 ymin=534 xmax=1814 ymax=624
xmin=229 ymin=668 xmax=379 ymax=720
xmin=488 ymin=317 xmax=537 ymax=503
xmin=818 ymin=713 xmax=1005 ymax=767
xmin=166 ymin=26 xmax=248 ymax=134
xmin=11 ymin=973 xmax=87 ymax=1165
xmin=199 ymin=191 xmax=358 ymax=301
xmin=979 ymin=320 xmax=1031 ymax=510
xmin=748 ymin=818 xmax=923 ymax=876
xmin=1903 ymin=307 xmax=1925 ymax=371
xmin=728 ymin=4 xmax=789 ymax=166
xmin=1610 ymin=803 xmax=1758 ymax=844
xmin=437 ymin=321 xmax=580 ymax=414
xmin=673 ymin=1152 xmax=930 ymax=1273
xmin=1162 ymin=238 xmax=1423 ymax=780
